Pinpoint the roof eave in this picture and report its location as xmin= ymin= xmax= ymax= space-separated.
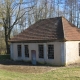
xmin=8 ymin=39 xmax=65 ymax=43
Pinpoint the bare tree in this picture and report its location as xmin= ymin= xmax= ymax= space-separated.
xmin=0 ymin=0 xmax=37 ymax=54
xmin=0 ymin=27 xmax=6 ymax=54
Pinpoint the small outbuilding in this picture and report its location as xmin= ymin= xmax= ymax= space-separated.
xmin=9 ymin=17 xmax=80 ymax=66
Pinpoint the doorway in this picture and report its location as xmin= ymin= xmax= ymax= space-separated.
xmin=31 ymin=50 xmax=36 ymax=65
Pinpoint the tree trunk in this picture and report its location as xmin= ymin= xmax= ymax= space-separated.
xmin=4 ymin=25 xmax=10 ymax=54
xmin=5 ymin=34 xmax=10 ymax=54
xmin=4 ymin=30 xmax=10 ymax=54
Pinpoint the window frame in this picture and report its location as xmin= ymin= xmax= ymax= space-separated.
xmin=48 ymin=45 xmax=54 ymax=59
xmin=38 ymin=45 xmax=44 ymax=58
xmin=24 ymin=45 xmax=29 ymax=57
xmin=17 ymin=45 xmax=22 ymax=57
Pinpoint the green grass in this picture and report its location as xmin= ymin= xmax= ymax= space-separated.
xmin=0 ymin=67 xmax=80 ymax=80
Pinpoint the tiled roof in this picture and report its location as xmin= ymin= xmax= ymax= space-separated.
xmin=9 ymin=17 xmax=80 ymax=43
xmin=62 ymin=18 xmax=80 ymax=40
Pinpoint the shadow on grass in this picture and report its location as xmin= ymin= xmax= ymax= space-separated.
xmin=0 ymin=59 xmax=32 ymax=66
xmin=0 ymin=55 xmax=63 ymax=67
xmin=0 ymin=59 xmax=64 ymax=67
xmin=0 ymin=55 xmax=31 ymax=66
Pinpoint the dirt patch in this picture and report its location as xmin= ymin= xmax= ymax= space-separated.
xmin=67 ymin=63 xmax=80 ymax=67
xmin=0 ymin=60 xmax=80 ymax=73
xmin=0 ymin=65 xmax=55 ymax=73
xmin=0 ymin=60 xmax=56 ymax=73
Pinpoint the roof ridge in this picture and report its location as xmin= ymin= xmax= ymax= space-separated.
xmin=9 ymin=17 xmax=80 ymax=42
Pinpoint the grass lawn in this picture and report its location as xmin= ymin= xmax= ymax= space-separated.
xmin=0 ymin=66 xmax=80 ymax=80
xmin=0 ymin=55 xmax=80 ymax=80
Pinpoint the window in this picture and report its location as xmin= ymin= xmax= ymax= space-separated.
xmin=24 ymin=45 xmax=29 ymax=57
xmin=17 ymin=45 xmax=22 ymax=57
xmin=48 ymin=45 xmax=54 ymax=59
xmin=79 ymin=43 xmax=80 ymax=56
xmin=38 ymin=45 xmax=44 ymax=58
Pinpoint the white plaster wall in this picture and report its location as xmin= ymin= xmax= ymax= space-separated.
xmin=11 ymin=43 xmax=22 ymax=60
xmin=10 ymin=43 xmax=13 ymax=59
xmin=45 ymin=42 xmax=64 ymax=65
xmin=61 ymin=42 xmax=66 ymax=65
xmin=66 ymin=41 xmax=80 ymax=65
xmin=10 ymin=42 xmax=64 ymax=65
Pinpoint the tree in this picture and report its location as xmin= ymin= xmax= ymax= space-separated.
xmin=0 ymin=27 xmax=6 ymax=54
xmin=0 ymin=0 xmax=37 ymax=54
xmin=27 ymin=0 xmax=55 ymax=25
